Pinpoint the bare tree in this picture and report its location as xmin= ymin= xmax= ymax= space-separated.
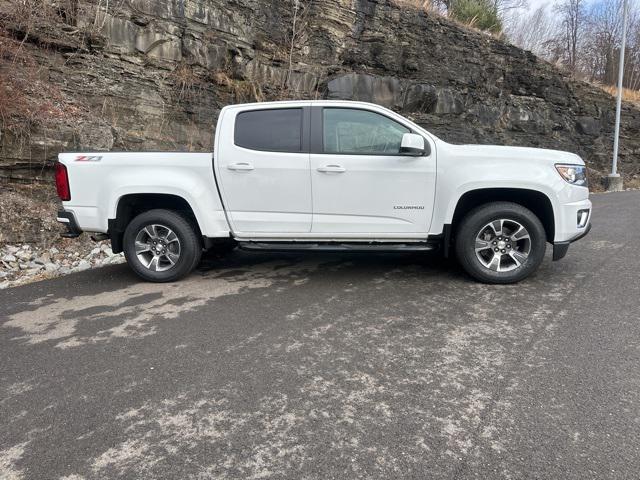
xmin=487 ymin=0 xmax=528 ymax=14
xmin=504 ymin=0 xmax=640 ymax=92
xmin=503 ymin=6 xmax=558 ymax=57
xmin=577 ymin=0 xmax=640 ymax=89
xmin=629 ymin=14 xmax=640 ymax=90
xmin=282 ymin=0 xmax=311 ymax=92
xmin=555 ymin=0 xmax=586 ymax=73
xmin=582 ymin=1 xmax=623 ymax=84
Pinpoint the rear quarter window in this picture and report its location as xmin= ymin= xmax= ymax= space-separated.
xmin=234 ymin=108 xmax=303 ymax=153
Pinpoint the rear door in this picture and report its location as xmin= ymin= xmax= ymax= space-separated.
xmin=215 ymin=105 xmax=312 ymax=234
xmin=309 ymin=106 xmax=437 ymax=235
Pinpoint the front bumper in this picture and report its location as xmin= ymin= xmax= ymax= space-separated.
xmin=551 ymin=194 xmax=592 ymax=261
xmin=553 ymin=222 xmax=591 ymax=261
xmin=57 ymin=210 xmax=83 ymax=238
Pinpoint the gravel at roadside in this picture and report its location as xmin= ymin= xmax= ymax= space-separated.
xmin=0 ymin=183 xmax=125 ymax=289
xmin=0 ymin=241 xmax=124 ymax=289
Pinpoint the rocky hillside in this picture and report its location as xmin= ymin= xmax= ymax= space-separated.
xmin=1 ymin=0 xmax=639 ymax=182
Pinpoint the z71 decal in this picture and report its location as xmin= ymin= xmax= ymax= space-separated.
xmin=75 ymin=155 xmax=103 ymax=162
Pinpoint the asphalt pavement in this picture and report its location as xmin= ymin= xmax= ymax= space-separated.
xmin=1 ymin=191 xmax=639 ymax=479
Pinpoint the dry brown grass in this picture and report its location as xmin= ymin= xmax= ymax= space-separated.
xmin=390 ymin=0 xmax=435 ymax=12
xmin=211 ymin=71 xmax=264 ymax=103
xmin=625 ymin=174 xmax=640 ymax=190
xmin=170 ymin=63 xmax=203 ymax=100
xmin=600 ymin=85 xmax=640 ymax=105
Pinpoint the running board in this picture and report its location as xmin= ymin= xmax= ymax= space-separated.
xmin=237 ymin=241 xmax=437 ymax=253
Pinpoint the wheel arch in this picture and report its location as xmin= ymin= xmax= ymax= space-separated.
xmin=109 ymin=193 xmax=202 ymax=253
xmin=449 ymin=187 xmax=555 ymax=243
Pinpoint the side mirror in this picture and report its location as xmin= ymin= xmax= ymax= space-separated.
xmin=400 ymin=133 xmax=428 ymax=156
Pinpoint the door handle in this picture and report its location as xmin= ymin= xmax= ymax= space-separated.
xmin=227 ymin=163 xmax=254 ymax=171
xmin=317 ymin=165 xmax=346 ymax=173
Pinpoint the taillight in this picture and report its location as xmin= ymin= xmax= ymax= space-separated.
xmin=55 ymin=162 xmax=71 ymax=201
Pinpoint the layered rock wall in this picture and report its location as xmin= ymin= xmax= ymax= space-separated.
xmin=1 ymin=0 xmax=638 ymax=180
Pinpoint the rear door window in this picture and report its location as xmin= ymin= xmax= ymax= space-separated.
xmin=235 ymin=108 xmax=303 ymax=153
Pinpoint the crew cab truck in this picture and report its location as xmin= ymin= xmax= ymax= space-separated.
xmin=55 ymin=100 xmax=592 ymax=284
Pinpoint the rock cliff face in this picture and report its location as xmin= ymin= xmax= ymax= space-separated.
xmin=1 ymin=0 xmax=638 ymax=181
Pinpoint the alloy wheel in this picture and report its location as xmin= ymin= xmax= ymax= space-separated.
xmin=134 ymin=224 xmax=181 ymax=272
xmin=474 ymin=219 xmax=531 ymax=272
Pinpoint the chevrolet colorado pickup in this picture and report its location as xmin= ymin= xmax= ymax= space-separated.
xmin=55 ymin=100 xmax=592 ymax=284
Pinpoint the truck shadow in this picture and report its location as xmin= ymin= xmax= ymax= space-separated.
xmin=198 ymin=248 xmax=463 ymax=279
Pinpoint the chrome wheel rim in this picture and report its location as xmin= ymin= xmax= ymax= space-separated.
xmin=134 ymin=224 xmax=181 ymax=272
xmin=474 ymin=219 xmax=531 ymax=273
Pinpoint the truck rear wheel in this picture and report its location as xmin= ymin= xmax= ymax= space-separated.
xmin=123 ymin=209 xmax=202 ymax=282
xmin=455 ymin=202 xmax=546 ymax=284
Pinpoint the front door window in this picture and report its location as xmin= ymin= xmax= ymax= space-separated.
xmin=323 ymin=108 xmax=410 ymax=155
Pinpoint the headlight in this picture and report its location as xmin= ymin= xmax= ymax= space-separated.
xmin=555 ymin=164 xmax=588 ymax=187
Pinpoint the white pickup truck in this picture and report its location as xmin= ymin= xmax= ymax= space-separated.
xmin=55 ymin=100 xmax=591 ymax=284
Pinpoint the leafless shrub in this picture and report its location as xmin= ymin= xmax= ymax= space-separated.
xmin=0 ymin=30 xmax=81 ymax=135
xmin=170 ymin=63 xmax=203 ymax=101
xmin=212 ymin=71 xmax=264 ymax=103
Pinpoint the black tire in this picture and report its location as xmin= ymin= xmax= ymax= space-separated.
xmin=455 ymin=202 xmax=547 ymax=284
xmin=123 ymin=209 xmax=202 ymax=282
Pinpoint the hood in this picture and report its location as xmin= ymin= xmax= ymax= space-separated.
xmin=443 ymin=143 xmax=585 ymax=166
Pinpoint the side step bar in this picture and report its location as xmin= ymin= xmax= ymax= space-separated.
xmin=237 ymin=241 xmax=438 ymax=253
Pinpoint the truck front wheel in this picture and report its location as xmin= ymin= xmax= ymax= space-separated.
xmin=123 ymin=209 xmax=202 ymax=282
xmin=455 ymin=202 xmax=547 ymax=284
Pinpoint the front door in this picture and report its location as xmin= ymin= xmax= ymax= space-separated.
xmin=310 ymin=107 xmax=436 ymax=236
xmin=216 ymin=106 xmax=312 ymax=234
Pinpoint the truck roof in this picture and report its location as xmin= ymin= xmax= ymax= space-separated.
xmin=221 ymin=99 xmax=385 ymax=110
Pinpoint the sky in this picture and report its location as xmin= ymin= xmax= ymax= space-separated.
xmin=521 ymin=0 xmax=640 ymax=12
xmin=526 ymin=0 xmax=550 ymax=9
xmin=510 ymin=0 xmax=550 ymax=17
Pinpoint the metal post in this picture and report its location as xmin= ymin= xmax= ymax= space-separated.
xmin=607 ymin=0 xmax=629 ymax=191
